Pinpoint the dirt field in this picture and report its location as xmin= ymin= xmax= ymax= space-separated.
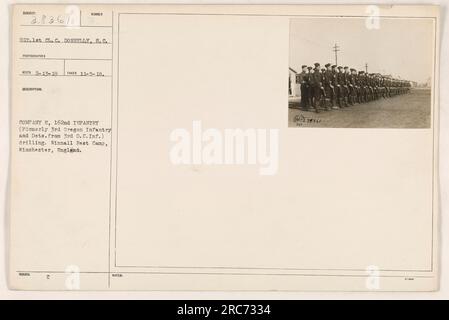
xmin=288 ymin=89 xmax=431 ymax=128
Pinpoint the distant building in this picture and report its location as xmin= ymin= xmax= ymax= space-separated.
xmin=416 ymin=78 xmax=431 ymax=88
xmin=289 ymin=67 xmax=301 ymax=97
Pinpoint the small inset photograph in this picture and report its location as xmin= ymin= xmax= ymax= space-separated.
xmin=288 ymin=17 xmax=435 ymax=128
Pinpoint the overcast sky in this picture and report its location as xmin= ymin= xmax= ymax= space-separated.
xmin=289 ymin=17 xmax=434 ymax=83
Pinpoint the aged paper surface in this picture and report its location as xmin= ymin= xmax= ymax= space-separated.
xmin=8 ymin=4 xmax=440 ymax=291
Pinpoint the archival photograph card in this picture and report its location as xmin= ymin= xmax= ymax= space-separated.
xmin=8 ymin=4 xmax=440 ymax=291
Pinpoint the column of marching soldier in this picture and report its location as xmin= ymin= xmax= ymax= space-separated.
xmin=296 ymin=63 xmax=411 ymax=113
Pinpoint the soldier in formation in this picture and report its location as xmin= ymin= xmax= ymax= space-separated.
xmin=296 ymin=63 xmax=411 ymax=113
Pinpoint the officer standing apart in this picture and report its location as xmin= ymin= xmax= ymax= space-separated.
xmin=298 ymin=65 xmax=309 ymax=109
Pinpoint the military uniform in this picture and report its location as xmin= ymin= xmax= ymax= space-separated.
xmin=343 ymin=66 xmax=351 ymax=105
xmin=331 ymin=65 xmax=341 ymax=108
xmin=323 ymin=63 xmax=336 ymax=109
xmin=310 ymin=63 xmax=322 ymax=113
xmin=320 ymin=68 xmax=329 ymax=110
xmin=337 ymin=66 xmax=347 ymax=107
xmin=292 ymin=61 xmax=411 ymax=112
xmin=297 ymin=65 xmax=309 ymax=109
xmin=359 ymin=71 xmax=366 ymax=103
xmin=348 ymin=68 xmax=357 ymax=105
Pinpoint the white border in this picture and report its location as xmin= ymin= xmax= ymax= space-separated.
xmin=1 ymin=0 xmax=447 ymax=299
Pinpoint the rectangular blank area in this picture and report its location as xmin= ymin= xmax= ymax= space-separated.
xmin=115 ymin=14 xmax=433 ymax=271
